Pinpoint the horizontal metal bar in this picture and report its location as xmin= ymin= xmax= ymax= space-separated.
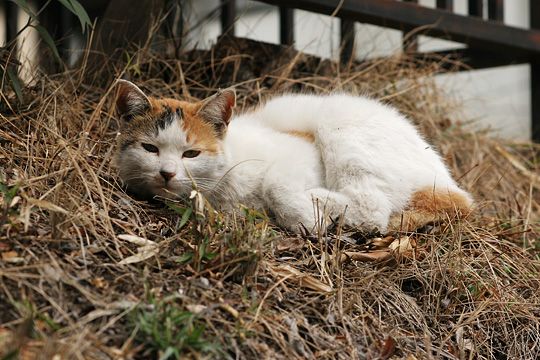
xmin=430 ymin=48 xmax=528 ymax=69
xmin=346 ymin=48 xmax=528 ymax=74
xmin=256 ymin=0 xmax=540 ymax=58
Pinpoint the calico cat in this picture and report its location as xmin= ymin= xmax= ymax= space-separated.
xmin=114 ymin=80 xmax=473 ymax=233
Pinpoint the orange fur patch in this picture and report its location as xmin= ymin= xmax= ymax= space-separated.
xmin=286 ymin=130 xmax=315 ymax=143
xmin=409 ymin=187 xmax=472 ymax=215
xmin=388 ymin=187 xmax=472 ymax=232
xmin=149 ymin=98 xmax=220 ymax=154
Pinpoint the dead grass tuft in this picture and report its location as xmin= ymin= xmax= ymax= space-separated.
xmin=1 ymin=35 xmax=539 ymax=359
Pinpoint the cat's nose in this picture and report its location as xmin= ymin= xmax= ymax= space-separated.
xmin=160 ymin=171 xmax=176 ymax=182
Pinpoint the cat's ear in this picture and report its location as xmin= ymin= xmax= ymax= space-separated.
xmin=115 ymin=80 xmax=151 ymax=121
xmin=197 ymin=89 xmax=236 ymax=136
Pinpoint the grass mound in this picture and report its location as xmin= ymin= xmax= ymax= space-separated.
xmin=1 ymin=36 xmax=539 ymax=359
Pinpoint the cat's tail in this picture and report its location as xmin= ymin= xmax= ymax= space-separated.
xmin=388 ymin=186 xmax=473 ymax=233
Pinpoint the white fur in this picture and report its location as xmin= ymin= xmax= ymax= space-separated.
xmin=120 ymin=93 xmax=471 ymax=233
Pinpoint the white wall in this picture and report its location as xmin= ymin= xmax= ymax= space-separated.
xmin=421 ymin=0 xmax=531 ymax=140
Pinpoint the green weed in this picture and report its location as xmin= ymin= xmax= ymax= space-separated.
xmin=130 ymin=295 xmax=219 ymax=359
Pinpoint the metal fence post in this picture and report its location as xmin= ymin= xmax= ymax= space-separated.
xmin=279 ymin=6 xmax=293 ymax=45
xmin=221 ymin=0 xmax=236 ymax=35
xmin=436 ymin=0 xmax=453 ymax=11
xmin=488 ymin=0 xmax=503 ymax=21
xmin=5 ymin=0 xmax=18 ymax=46
xmin=340 ymin=19 xmax=354 ymax=63
xmin=468 ymin=0 xmax=483 ymax=18
xmin=403 ymin=0 xmax=418 ymax=53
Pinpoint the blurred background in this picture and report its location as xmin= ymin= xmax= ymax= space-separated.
xmin=0 ymin=0 xmax=535 ymax=140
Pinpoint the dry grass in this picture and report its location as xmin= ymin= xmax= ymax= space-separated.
xmin=1 ymin=35 xmax=539 ymax=359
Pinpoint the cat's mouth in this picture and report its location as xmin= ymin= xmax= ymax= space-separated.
xmin=155 ymin=180 xmax=191 ymax=199
xmin=152 ymin=176 xmax=176 ymax=191
xmin=153 ymin=185 xmax=180 ymax=199
xmin=147 ymin=176 xmax=193 ymax=199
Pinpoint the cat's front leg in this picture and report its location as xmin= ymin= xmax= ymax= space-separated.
xmin=262 ymin=182 xmax=315 ymax=232
xmin=263 ymin=184 xmax=349 ymax=233
xmin=261 ymin=155 xmax=350 ymax=233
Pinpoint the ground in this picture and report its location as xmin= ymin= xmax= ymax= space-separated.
xmin=0 ymin=36 xmax=539 ymax=359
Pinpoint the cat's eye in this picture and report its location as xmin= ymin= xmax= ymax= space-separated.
xmin=141 ymin=143 xmax=159 ymax=153
xmin=182 ymin=150 xmax=201 ymax=158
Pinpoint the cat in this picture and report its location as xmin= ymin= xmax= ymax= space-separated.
xmin=114 ymin=79 xmax=473 ymax=234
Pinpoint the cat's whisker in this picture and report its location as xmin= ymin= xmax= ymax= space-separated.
xmin=205 ymin=181 xmax=241 ymax=203
xmin=207 ymin=159 xmax=264 ymax=195
xmin=123 ymin=175 xmax=151 ymax=182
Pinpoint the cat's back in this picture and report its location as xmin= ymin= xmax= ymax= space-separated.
xmin=248 ymin=93 xmax=417 ymax=136
xmin=244 ymin=92 xmax=434 ymax=166
xmin=243 ymin=92 xmax=456 ymax=189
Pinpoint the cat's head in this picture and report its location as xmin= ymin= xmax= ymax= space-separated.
xmin=114 ymin=80 xmax=236 ymax=200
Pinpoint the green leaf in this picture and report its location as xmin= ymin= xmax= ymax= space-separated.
xmin=198 ymin=240 xmax=217 ymax=261
xmin=178 ymin=207 xmax=192 ymax=230
xmin=166 ymin=202 xmax=186 ymax=214
xmin=34 ymin=24 xmax=61 ymax=62
xmin=37 ymin=312 xmax=61 ymax=332
xmin=6 ymin=67 xmax=23 ymax=103
xmin=57 ymin=0 xmax=92 ymax=33
xmin=158 ymin=346 xmax=177 ymax=360
xmin=166 ymin=203 xmax=193 ymax=230
xmin=70 ymin=0 xmax=92 ymax=32
xmin=6 ymin=184 xmax=19 ymax=204
xmin=203 ymin=251 xmax=217 ymax=261
xmin=176 ymin=252 xmax=193 ymax=265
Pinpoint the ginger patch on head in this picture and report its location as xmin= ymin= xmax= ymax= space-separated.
xmin=149 ymin=98 xmax=221 ymax=154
